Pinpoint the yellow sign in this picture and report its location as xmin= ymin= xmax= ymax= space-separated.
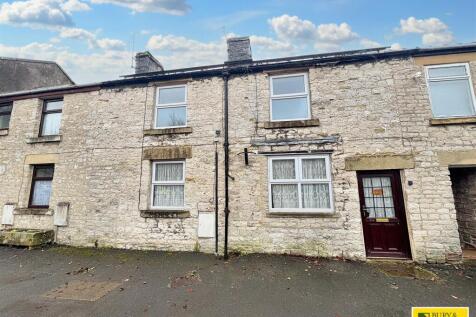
xmin=412 ymin=307 xmax=469 ymax=317
xmin=375 ymin=218 xmax=389 ymax=223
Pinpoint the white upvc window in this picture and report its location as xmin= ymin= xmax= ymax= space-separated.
xmin=151 ymin=161 xmax=185 ymax=209
xmin=425 ymin=63 xmax=476 ymax=118
xmin=268 ymin=155 xmax=333 ymax=213
xmin=155 ymin=85 xmax=187 ymax=128
xmin=270 ymin=73 xmax=311 ymax=121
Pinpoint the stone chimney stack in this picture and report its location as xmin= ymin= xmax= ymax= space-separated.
xmin=135 ymin=51 xmax=163 ymax=74
xmin=226 ymin=37 xmax=252 ymax=64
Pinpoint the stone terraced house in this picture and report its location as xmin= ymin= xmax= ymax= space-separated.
xmin=1 ymin=38 xmax=476 ymax=263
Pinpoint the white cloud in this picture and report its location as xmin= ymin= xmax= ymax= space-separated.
xmin=268 ymin=14 xmax=360 ymax=52
xmin=268 ymin=15 xmax=316 ymax=41
xmin=389 ymin=43 xmax=403 ymax=50
xmin=62 ymin=0 xmax=90 ymax=13
xmin=58 ymin=27 xmax=126 ymax=50
xmin=0 ymin=41 xmax=131 ymax=83
xmin=398 ymin=17 xmax=447 ymax=34
xmin=0 ymin=0 xmax=89 ymax=28
xmin=397 ymin=17 xmax=454 ymax=47
xmin=316 ymin=22 xmax=357 ymax=43
xmin=360 ymin=38 xmax=381 ymax=49
xmin=422 ymin=32 xmax=454 ymax=46
xmin=90 ymin=0 xmax=190 ymax=15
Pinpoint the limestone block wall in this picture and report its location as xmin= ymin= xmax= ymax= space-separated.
xmin=1 ymin=54 xmax=475 ymax=263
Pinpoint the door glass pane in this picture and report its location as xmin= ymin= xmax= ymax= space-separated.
xmin=302 ymin=158 xmax=326 ymax=179
xmin=429 ymin=79 xmax=475 ymax=117
xmin=41 ymin=112 xmax=62 ymax=135
xmin=271 ymin=97 xmax=309 ymax=120
xmin=271 ymin=184 xmax=298 ymax=208
xmin=272 ymin=75 xmax=306 ymax=95
xmin=153 ymin=185 xmax=184 ymax=207
xmin=272 ymin=159 xmax=295 ymax=180
xmin=362 ymin=176 xmax=395 ymax=219
xmin=302 ymin=184 xmax=330 ymax=208
xmin=428 ymin=66 xmax=467 ymax=78
xmin=155 ymin=163 xmax=183 ymax=182
xmin=0 ymin=114 xmax=11 ymax=129
xmin=31 ymin=180 xmax=52 ymax=206
xmin=156 ymin=106 xmax=186 ymax=127
xmin=45 ymin=100 xmax=63 ymax=111
xmin=159 ymin=87 xmax=186 ymax=104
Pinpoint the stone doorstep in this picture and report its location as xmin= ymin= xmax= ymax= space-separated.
xmin=0 ymin=228 xmax=54 ymax=247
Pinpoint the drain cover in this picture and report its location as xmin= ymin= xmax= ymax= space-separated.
xmin=44 ymin=280 xmax=121 ymax=301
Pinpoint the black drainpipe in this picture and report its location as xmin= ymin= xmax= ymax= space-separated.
xmin=214 ymin=141 xmax=219 ymax=254
xmin=223 ymin=71 xmax=230 ymax=260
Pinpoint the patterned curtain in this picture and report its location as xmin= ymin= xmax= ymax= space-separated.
xmin=272 ymin=160 xmax=295 ymax=179
xmin=302 ymin=184 xmax=330 ymax=208
xmin=155 ymin=163 xmax=183 ymax=181
xmin=32 ymin=180 xmax=52 ymax=206
xmin=271 ymin=184 xmax=298 ymax=208
xmin=302 ymin=158 xmax=326 ymax=179
xmin=153 ymin=185 xmax=184 ymax=207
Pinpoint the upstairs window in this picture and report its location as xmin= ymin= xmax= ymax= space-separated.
xmin=155 ymin=85 xmax=187 ymax=128
xmin=151 ymin=161 xmax=185 ymax=209
xmin=40 ymin=99 xmax=63 ymax=136
xmin=270 ymin=73 xmax=310 ymax=121
xmin=0 ymin=102 xmax=12 ymax=130
xmin=426 ymin=63 xmax=476 ymax=118
xmin=268 ymin=155 xmax=333 ymax=213
xmin=29 ymin=165 xmax=54 ymax=208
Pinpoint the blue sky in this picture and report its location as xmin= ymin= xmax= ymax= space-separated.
xmin=1 ymin=0 xmax=475 ymax=83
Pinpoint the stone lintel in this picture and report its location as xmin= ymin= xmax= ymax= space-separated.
xmin=430 ymin=117 xmax=476 ymax=126
xmin=345 ymin=154 xmax=415 ymax=171
xmin=143 ymin=146 xmax=192 ymax=160
xmin=25 ymin=153 xmax=59 ymax=165
xmin=437 ymin=150 xmax=476 ymax=167
xmin=144 ymin=127 xmax=193 ymax=136
xmin=263 ymin=119 xmax=320 ymax=129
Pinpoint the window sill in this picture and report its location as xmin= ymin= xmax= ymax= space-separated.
xmin=430 ymin=116 xmax=476 ymax=126
xmin=140 ymin=209 xmax=190 ymax=218
xmin=144 ymin=127 xmax=192 ymax=136
xmin=14 ymin=207 xmax=53 ymax=216
xmin=0 ymin=129 xmax=8 ymax=136
xmin=26 ymin=135 xmax=62 ymax=144
xmin=263 ymin=119 xmax=320 ymax=129
xmin=267 ymin=211 xmax=338 ymax=218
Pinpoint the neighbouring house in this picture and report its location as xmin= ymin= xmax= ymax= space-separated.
xmin=0 ymin=57 xmax=74 ymax=94
xmin=1 ymin=38 xmax=476 ymax=263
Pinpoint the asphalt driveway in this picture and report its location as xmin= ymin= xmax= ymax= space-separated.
xmin=0 ymin=246 xmax=474 ymax=317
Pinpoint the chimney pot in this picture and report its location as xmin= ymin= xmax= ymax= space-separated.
xmin=135 ymin=51 xmax=163 ymax=74
xmin=226 ymin=37 xmax=252 ymax=64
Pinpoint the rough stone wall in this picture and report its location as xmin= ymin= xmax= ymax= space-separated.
xmin=226 ymin=57 xmax=476 ymax=263
xmin=1 ymin=55 xmax=475 ymax=263
xmin=450 ymin=168 xmax=476 ymax=249
xmin=0 ymin=78 xmax=224 ymax=253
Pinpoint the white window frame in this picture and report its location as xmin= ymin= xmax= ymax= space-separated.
xmin=425 ymin=62 xmax=476 ymax=118
xmin=269 ymin=73 xmax=311 ymax=122
xmin=155 ymin=85 xmax=188 ymax=129
xmin=150 ymin=160 xmax=185 ymax=210
xmin=268 ymin=155 xmax=334 ymax=214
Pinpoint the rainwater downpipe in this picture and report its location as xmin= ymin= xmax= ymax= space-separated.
xmin=223 ymin=71 xmax=230 ymax=260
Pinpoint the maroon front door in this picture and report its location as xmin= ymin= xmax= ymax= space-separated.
xmin=357 ymin=170 xmax=411 ymax=258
